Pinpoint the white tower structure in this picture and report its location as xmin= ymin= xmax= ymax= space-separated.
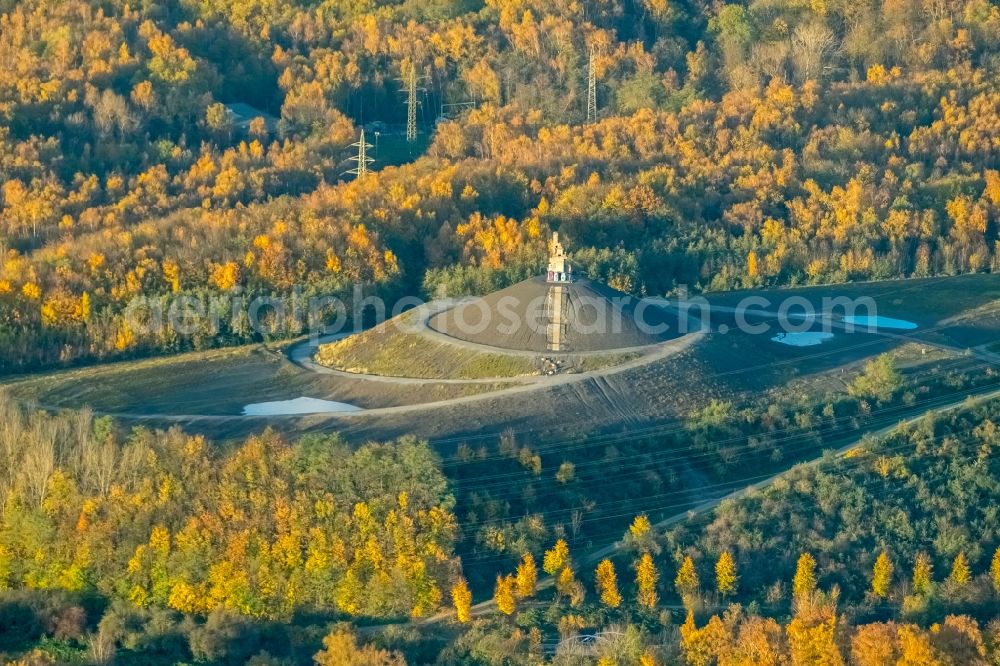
xmin=546 ymin=232 xmax=573 ymax=283
xmin=545 ymin=232 xmax=572 ymax=352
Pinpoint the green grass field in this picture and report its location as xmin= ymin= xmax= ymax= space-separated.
xmin=316 ymin=325 xmax=540 ymax=379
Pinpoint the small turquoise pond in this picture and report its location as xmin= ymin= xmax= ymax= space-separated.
xmin=243 ymin=397 xmax=363 ymax=416
xmin=771 ymin=331 xmax=835 ymax=347
xmin=842 ymin=315 xmax=918 ymax=330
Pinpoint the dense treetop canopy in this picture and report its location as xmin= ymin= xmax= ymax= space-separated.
xmin=1 ymin=0 xmax=999 ymax=372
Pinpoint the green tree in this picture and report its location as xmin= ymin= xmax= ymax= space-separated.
xmin=713 ymin=5 xmax=754 ymax=50
xmin=912 ymin=553 xmax=933 ymax=595
xmin=615 ymin=73 xmax=666 ymax=114
xmin=849 ymin=355 xmax=902 ymax=401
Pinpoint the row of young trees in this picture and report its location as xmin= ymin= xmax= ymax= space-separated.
xmin=438 ymin=484 xmax=1000 ymax=663
xmin=676 ymin=550 xmax=1000 ymax=665
xmin=466 ymin=534 xmax=1000 ymax=623
xmin=439 ymin=546 xmax=1000 ymax=665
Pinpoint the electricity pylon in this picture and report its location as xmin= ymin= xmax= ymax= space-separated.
xmin=407 ymin=66 xmax=418 ymax=141
xmin=347 ymin=130 xmax=374 ymax=177
xmin=586 ymin=47 xmax=597 ymax=124
xmin=399 ymin=63 xmax=428 ymax=142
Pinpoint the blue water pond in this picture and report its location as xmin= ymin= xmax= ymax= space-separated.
xmin=842 ymin=315 xmax=918 ymax=330
xmin=243 ymin=397 xmax=363 ymax=416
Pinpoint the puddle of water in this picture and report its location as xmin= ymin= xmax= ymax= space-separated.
xmin=842 ymin=315 xmax=917 ymax=330
xmin=771 ymin=331 xmax=835 ymax=347
xmin=242 ymin=397 xmax=363 ymax=416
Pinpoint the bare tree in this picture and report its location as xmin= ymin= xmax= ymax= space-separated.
xmin=90 ymin=90 xmax=138 ymax=138
xmin=20 ymin=419 xmax=56 ymax=508
xmin=77 ymin=412 xmax=119 ymax=498
xmin=792 ymin=23 xmax=839 ymax=84
xmin=570 ymin=508 xmax=584 ymax=542
xmin=0 ymin=392 xmax=28 ymax=515
xmin=751 ymin=41 xmax=791 ymax=83
xmin=0 ymin=394 xmax=122 ymax=509
xmin=88 ymin=624 xmax=117 ymax=666
xmin=118 ymin=437 xmax=150 ymax=493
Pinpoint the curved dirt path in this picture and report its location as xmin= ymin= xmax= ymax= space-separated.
xmin=287 ymin=298 xmax=691 ymax=383
xmin=61 ymin=326 xmax=704 ymax=423
xmin=21 ymin=293 xmax=998 ymax=422
xmin=23 ymin=303 xmax=705 ymax=423
xmin=235 ymin=305 xmax=1000 ymax=424
xmin=415 ymin=300 xmax=688 ymax=358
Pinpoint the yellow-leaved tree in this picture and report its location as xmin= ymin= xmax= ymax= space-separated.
xmin=786 ymin=613 xmax=845 ymax=666
xmin=949 ymin=551 xmax=970 ymax=586
xmin=793 ymin=552 xmax=817 ymax=603
xmin=912 ymin=552 xmax=933 ymax=595
xmin=494 ymin=574 xmax=516 ymax=616
xmin=636 ymin=553 xmax=659 ymax=610
xmin=451 ymin=577 xmax=472 ymax=623
xmin=595 ymin=559 xmax=622 ymax=608
xmin=715 ymin=551 xmax=738 ymax=597
xmin=515 ymin=552 xmax=537 ymax=598
xmin=675 ymin=555 xmax=701 ymax=602
xmin=625 ymin=514 xmax=660 ymax=553
xmin=991 ymin=546 xmax=1000 ymax=594
xmin=543 ymin=539 xmax=569 ymax=575
xmin=871 ymin=551 xmax=893 ymax=599
xmin=315 ymin=626 xmax=406 ymax=666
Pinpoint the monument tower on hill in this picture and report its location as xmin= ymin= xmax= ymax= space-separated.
xmin=428 ymin=231 xmax=677 ymax=353
xmin=545 ymin=232 xmax=572 ymax=350
xmin=547 ymin=232 xmax=573 ymax=283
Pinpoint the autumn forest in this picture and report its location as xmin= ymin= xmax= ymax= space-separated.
xmin=2 ymin=0 xmax=1000 ymax=662
xmin=1 ymin=0 xmax=999 ymax=372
